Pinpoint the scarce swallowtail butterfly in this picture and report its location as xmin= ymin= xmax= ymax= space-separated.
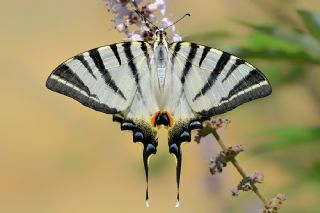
xmin=46 ymin=17 xmax=272 ymax=207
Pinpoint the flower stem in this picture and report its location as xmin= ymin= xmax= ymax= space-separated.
xmin=131 ymin=1 xmax=139 ymax=10
xmin=211 ymin=129 xmax=269 ymax=207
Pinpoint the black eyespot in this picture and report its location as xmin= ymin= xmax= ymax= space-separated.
xmin=169 ymin=144 xmax=179 ymax=154
xmin=133 ymin=131 xmax=144 ymax=142
xmin=146 ymin=144 xmax=156 ymax=154
xmin=179 ymin=131 xmax=191 ymax=142
xmin=121 ymin=122 xmax=136 ymax=131
xmin=189 ymin=121 xmax=202 ymax=130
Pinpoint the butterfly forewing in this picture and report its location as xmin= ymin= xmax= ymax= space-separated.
xmin=46 ymin=42 xmax=155 ymax=115
xmin=169 ymin=42 xmax=272 ymax=118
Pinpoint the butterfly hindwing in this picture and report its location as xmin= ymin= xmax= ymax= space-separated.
xmin=46 ymin=41 xmax=155 ymax=115
xmin=169 ymin=42 xmax=272 ymax=118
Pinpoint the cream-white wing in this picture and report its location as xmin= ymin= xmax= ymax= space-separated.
xmin=46 ymin=41 xmax=155 ymax=115
xmin=169 ymin=42 xmax=272 ymax=118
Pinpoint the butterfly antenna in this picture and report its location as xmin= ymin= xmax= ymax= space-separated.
xmin=164 ymin=13 xmax=191 ymax=30
xmin=134 ymin=10 xmax=159 ymax=30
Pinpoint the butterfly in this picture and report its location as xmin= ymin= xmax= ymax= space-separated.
xmin=46 ymin=27 xmax=272 ymax=206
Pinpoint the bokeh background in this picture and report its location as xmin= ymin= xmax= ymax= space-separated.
xmin=1 ymin=0 xmax=319 ymax=212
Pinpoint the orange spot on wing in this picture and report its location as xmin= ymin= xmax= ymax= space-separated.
xmin=163 ymin=111 xmax=174 ymax=127
xmin=151 ymin=111 xmax=160 ymax=127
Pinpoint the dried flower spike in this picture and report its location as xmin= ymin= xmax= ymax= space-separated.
xmin=209 ymin=155 xmax=227 ymax=175
xmin=194 ymin=117 xmax=231 ymax=143
xmin=209 ymin=145 xmax=245 ymax=175
xmin=210 ymin=117 xmax=231 ymax=129
xmin=224 ymin=144 xmax=245 ymax=159
xmin=231 ymin=188 xmax=240 ymax=197
xmin=259 ymin=194 xmax=287 ymax=213
xmin=238 ymin=176 xmax=254 ymax=191
xmin=249 ymin=171 xmax=265 ymax=184
xmin=231 ymin=171 xmax=265 ymax=197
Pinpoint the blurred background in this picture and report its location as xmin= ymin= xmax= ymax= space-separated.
xmin=0 ymin=0 xmax=319 ymax=212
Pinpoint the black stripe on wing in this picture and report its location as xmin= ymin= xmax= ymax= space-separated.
xmin=220 ymin=69 xmax=267 ymax=102
xmin=110 ymin=44 xmax=122 ymax=65
xmin=221 ymin=58 xmax=245 ymax=83
xmin=193 ymin=51 xmax=231 ymax=101
xmin=123 ymin=42 xmax=141 ymax=93
xmin=89 ymin=49 xmax=127 ymax=101
xmin=140 ymin=42 xmax=151 ymax=69
xmin=46 ymin=64 xmax=118 ymax=114
xmin=50 ymin=64 xmax=93 ymax=96
xmin=200 ymin=69 xmax=272 ymax=118
xmin=170 ymin=42 xmax=182 ymax=69
xmin=181 ymin=43 xmax=199 ymax=84
xmin=199 ymin=46 xmax=210 ymax=67
xmin=74 ymin=55 xmax=97 ymax=79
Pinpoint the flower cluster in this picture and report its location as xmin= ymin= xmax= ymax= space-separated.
xmin=231 ymin=171 xmax=264 ymax=197
xmin=210 ymin=117 xmax=231 ymax=129
xmin=194 ymin=117 xmax=231 ymax=143
xmin=260 ymin=194 xmax=287 ymax=213
xmin=209 ymin=145 xmax=245 ymax=175
xmin=103 ymin=0 xmax=182 ymax=42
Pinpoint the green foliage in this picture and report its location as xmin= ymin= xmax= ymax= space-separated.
xmin=233 ymin=22 xmax=320 ymax=64
xmin=298 ymin=10 xmax=320 ymax=41
xmin=312 ymin=160 xmax=320 ymax=180
xmin=235 ymin=9 xmax=320 ymax=153
xmin=253 ymin=127 xmax=320 ymax=153
xmin=242 ymin=10 xmax=320 ymax=152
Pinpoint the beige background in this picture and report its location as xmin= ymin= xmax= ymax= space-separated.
xmin=1 ymin=0 xmax=319 ymax=212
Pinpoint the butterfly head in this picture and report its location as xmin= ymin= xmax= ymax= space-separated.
xmin=154 ymin=28 xmax=167 ymax=43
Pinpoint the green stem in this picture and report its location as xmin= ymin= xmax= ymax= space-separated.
xmin=212 ymin=129 xmax=269 ymax=207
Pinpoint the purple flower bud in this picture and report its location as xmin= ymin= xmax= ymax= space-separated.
xmin=105 ymin=0 xmax=130 ymax=14
xmin=155 ymin=0 xmax=166 ymax=15
xmin=132 ymin=0 xmax=142 ymax=4
xmin=249 ymin=171 xmax=264 ymax=184
xmin=147 ymin=3 xmax=158 ymax=12
xmin=261 ymin=193 xmax=287 ymax=213
xmin=129 ymin=11 xmax=140 ymax=24
xmin=231 ymin=188 xmax=239 ymax=197
xmin=129 ymin=32 xmax=143 ymax=41
xmin=161 ymin=18 xmax=175 ymax=30
xmin=275 ymin=194 xmax=287 ymax=202
xmin=210 ymin=117 xmax=231 ymax=129
xmin=116 ymin=23 xmax=126 ymax=32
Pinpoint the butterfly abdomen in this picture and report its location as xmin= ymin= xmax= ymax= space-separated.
xmin=154 ymin=44 xmax=169 ymax=88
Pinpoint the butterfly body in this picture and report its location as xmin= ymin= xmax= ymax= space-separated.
xmin=46 ymin=28 xmax=271 ymax=206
